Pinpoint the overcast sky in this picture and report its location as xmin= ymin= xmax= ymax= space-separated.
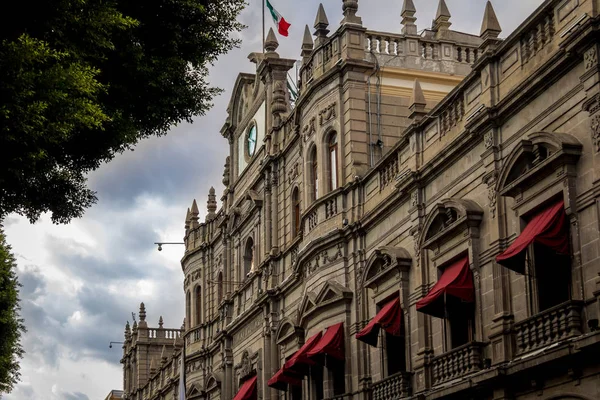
xmin=3 ymin=1 xmax=544 ymax=399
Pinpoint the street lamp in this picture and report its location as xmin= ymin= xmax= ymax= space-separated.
xmin=109 ymin=341 xmax=124 ymax=349
xmin=154 ymin=242 xmax=185 ymax=251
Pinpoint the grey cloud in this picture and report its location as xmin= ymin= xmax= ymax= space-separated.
xmin=61 ymin=392 xmax=90 ymax=400
xmin=4 ymin=383 xmax=35 ymax=400
xmin=18 ymin=265 xmax=47 ymax=300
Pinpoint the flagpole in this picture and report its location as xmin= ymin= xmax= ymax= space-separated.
xmin=262 ymin=0 xmax=266 ymax=53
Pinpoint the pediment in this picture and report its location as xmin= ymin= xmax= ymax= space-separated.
xmin=298 ymin=292 xmax=317 ymax=317
xmin=421 ymin=198 xmax=484 ymax=250
xmin=363 ymin=246 xmax=411 ymax=288
xmin=498 ymin=132 xmax=582 ymax=198
xmin=276 ymin=317 xmax=302 ymax=345
xmin=315 ymin=280 xmax=352 ymax=305
xmin=186 ymin=383 xmax=203 ymax=398
xmin=228 ymin=73 xmax=256 ymax=128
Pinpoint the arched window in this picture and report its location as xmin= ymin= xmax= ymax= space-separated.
xmin=244 ymin=238 xmax=254 ymax=276
xmin=309 ymin=146 xmax=318 ymax=201
xmin=292 ymin=188 xmax=301 ymax=237
xmin=185 ymin=291 xmax=191 ymax=330
xmin=195 ymin=286 xmax=202 ymax=326
xmin=217 ymin=272 xmax=223 ymax=304
xmin=328 ymin=132 xmax=338 ymax=191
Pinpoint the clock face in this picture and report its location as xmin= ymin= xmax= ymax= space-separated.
xmin=247 ymin=124 xmax=257 ymax=157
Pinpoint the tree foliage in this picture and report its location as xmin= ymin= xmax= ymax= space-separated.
xmin=0 ymin=0 xmax=245 ymax=223
xmin=0 ymin=227 xmax=25 ymax=394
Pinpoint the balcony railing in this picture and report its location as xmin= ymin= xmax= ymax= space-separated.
xmin=431 ymin=342 xmax=485 ymax=386
xmin=514 ymin=300 xmax=584 ymax=355
xmin=372 ymin=371 xmax=411 ymax=400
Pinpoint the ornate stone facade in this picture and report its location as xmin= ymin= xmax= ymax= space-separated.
xmin=123 ymin=1 xmax=600 ymax=400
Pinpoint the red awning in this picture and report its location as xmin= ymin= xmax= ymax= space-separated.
xmin=306 ymin=322 xmax=345 ymax=361
xmin=356 ymin=297 xmax=402 ymax=347
xmin=416 ymin=256 xmax=474 ymax=318
xmin=267 ymin=368 xmax=303 ymax=391
xmin=496 ymin=200 xmax=569 ymax=273
xmin=283 ymin=331 xmax=323 ymax=373
xmin=233 ymin=376 xmax=257 ymax=400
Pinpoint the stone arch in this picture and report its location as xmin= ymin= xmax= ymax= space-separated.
xmin=290 ymin=185 xmax=301 ymax=237
xmin=498 ymin=131 xmax=582 ymax=195
xmin=243 ymin=236 xmax=255 ymax=276
xmin=420 ymin=198 xmax=484 ymax=250
xmin=362 ymin=246 xmax=412 ymax=288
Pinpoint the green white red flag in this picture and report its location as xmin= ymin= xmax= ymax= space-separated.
xmin=266 ymin=0 xmax=291 ymax=37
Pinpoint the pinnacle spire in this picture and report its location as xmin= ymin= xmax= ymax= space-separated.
xmin=314 ymin=3 xmax=329 ymax=28
xmin=480 ymin=1 xmax=502 ymax=38
xmin=401 ymin=0 xmax=417 ymax=35
xmin=409 ymin=79 xmax=427 ymax=120
xmin=401 ymin=0 xmax=416 ymax=14
xmin=185 ymin=208 xmax=191 ymax=231
xmin=301 ymin=25 xmax=313 ymax=64
xmin=313 ymin=3 xmax=330 ymax=47
xmin=190 ymin=199 xmax=200 ymax=228
xmin=435 ymin=0 xmax=451 ymax=19
xmin=410 ymin=79 xmax=426 ymax=106
xmin=433 ymin=0 xmax=452 ymax=34
xmin=158 ymin=316 xmax=164 ymax=328
xmin=207 ymin=187 xmax=217 ymax=219
xmin=139 ymin=302 xmax=146 ymax=321
xmin=265 ymin=27 xmax=279 ymax=55
xmin=160 ymin=345 xmax=167 ymax=363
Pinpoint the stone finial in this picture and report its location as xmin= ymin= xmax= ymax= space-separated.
xmin=480 ymin=1 xmax=501 ymax=39
xmin=433 ymin=0 xmax=452 ymax=33
xmin=313 ymin=3 xmax=330 ymax=47
xmin=409 ymin=79 xmax=427 ymax=120
xmin=222 ymin=157 xmax=230 ymax=187
xmin=158 ymin=316 xmax=164 ymax=329
xmin=190 ymin=199 xmax=200 ymax=228
xmin=342 ymin=0 xmax=362 ymax=25
xmin=139 ymin=303 xmax=146 ymax=321
xmin=184 ymin=208 xmax=191 ymax=232
xmin=207 ymin=187 xmax=217 ymax=219
xmin=301 ymin=25 xmax=314 ymax=64
xmin=149 ymin=358 xmax=156 ymax=375
xmin=264 ymin=27 xmax=279 ymax=56
xmin=401 ymin=0 xmax=417 ymax=35
xmin=125 ymin=321 xmax=131 ymax=339
xmin=132 ymin=320 xmax=138 ymax=332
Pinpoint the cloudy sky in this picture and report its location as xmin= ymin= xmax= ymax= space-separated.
xmin=3 ymin=1 xmax=544 ymax=399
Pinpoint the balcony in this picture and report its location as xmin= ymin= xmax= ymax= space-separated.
xmin=372 ymin=371 xmax=411 ymax=400
xmin=514 ymin=300 xmax=584 ymax=355
xmin=431 ymin=342 xmax=485 ymax=386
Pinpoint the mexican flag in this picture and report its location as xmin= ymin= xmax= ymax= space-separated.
xmin=266 ymin=0 xmax=291 ymax=37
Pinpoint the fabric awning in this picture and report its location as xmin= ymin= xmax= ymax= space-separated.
xmin=496 ymin=200 xmax=569 ymax=273
xmin=232 ymin=376 xmax=257 ymax=400
xmin=283 ymin=331 xmax=323 ymax=373
xmin=416 ymin=256 xmax=474 ymax=318
xmin=306 ymin=322 xmax=345 ymax=361
xmin=267 ymin=368 xmax=303 ymax=391
xmin=356 ymin=297 xmax=402 ymax=347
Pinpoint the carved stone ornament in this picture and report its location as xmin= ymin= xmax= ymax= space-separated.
xmin=287 ymin=163 xmax=300 ymax=184
xmin=411 ymin=191 xmax=419 ymax=207
xmin=591 ymin=114 xmax=600 ymax=152
xmin=319 ymin=103 xmax=337 ymax=126
xmin=483 ymin=171 xmax=498 ymax=219
xmin=585 ymin=45 xmax=598 ymax=71
xmin=302 ymin=117 xmax=316 ymax=142
xmin=238 ymin=351 xmax=252 ymax=380
xmin=484 ymin=131 xmax=494 ymax=149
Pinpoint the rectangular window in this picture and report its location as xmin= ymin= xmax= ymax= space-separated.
xmin=330 ymin=148 xmax=337 ymax=190
xmin=531 ymin=243 xmax=571 ymax=312
xmin=310 ymin=364 xmax=324 ymax=400
xmin=445 ymin=296 xmax=474 ymax=349
xmin=385 ymin=331 xmax=406 ymax=376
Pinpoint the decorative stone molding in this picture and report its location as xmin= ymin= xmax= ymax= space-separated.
xmin=287 ymin=162 xmax=300 ymax=184
xmin=483 ymin=171 xmax=498 ymax=219
xmin=591 ymin=114 xmax=600 ymax=152
xmin=302 ymin=117 xmax=317 ymax=142
xmin=584 ymin=45 xmax=598 ymax=71
xmin=319 ymin=102 xmax=337 ymax=126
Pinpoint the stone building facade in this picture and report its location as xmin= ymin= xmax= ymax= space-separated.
xmin=122 ymin=0 xmax=600 ymax=399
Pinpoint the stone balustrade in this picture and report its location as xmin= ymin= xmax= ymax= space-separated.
xmin=365 ymin=31 xmax=480 ymax=65
xmin=372 ymin=371 xmax=411 ymax=400
xmin=514 ymin=300 xmax=583 ymax=355
xmin=431 ymin=342 xmax=485 ymax=386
